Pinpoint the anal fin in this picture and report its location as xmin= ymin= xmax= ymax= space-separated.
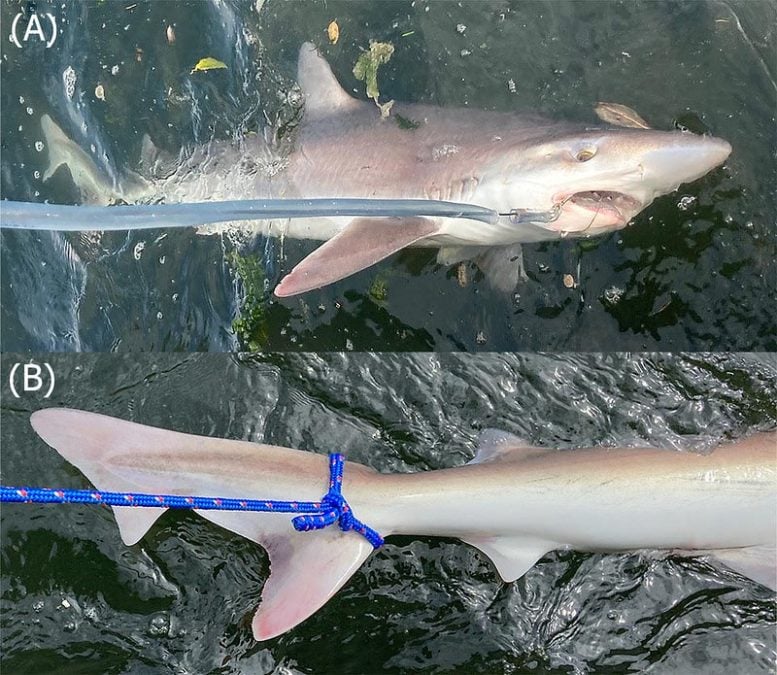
xmin=462 ymin=535 xmax=556 ymax=582
xmin=274 ymin=216 xmax=440 ymax=296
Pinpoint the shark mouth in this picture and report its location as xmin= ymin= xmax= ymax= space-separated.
xmin=554 ymin=190 xmax=644 ymax=230
xmin=569 ymin=190 xmax=642 ymax=213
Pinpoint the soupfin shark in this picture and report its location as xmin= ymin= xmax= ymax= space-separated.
xmin=28 ymin=409 xmax=776 ymax=641
xmin=40 ymin=43 xmax=732 ymax=295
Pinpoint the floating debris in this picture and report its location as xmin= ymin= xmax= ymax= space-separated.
xmin=395 ymin=114 xmax=420 ymax=130
xmin=369 ymin=276 xmax=388 ymax=303
xmin=353 ymin=41 xmax=395 ymax=115
xmin=677 ymin=195 xmax=697 ymax=211
xmin=229 ymin=252 xmax=269 ymax=350
xmin=166 ymin=25 xmax=176 ymax=44
xmin=327 ymin=20 xmax=339 ymax=45
xmin=457 ymin=262 xmax=468 ymax=287
xmin=602 ymin=286 xmax=624 ymax=307
xmin=190 ymin=57 xmax=228 ymax=74
xmin=563 ymin=274 xmax=576 ymax=289
xmin=63 ymin=66 xmax=76 ymax=100
xmin=95 ymin=84 xmax=106 ymax=101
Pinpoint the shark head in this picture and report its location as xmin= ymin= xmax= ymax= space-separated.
xmin=488 ymin=127 xmax=732 ymax=237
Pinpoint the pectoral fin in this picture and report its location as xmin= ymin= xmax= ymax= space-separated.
xmin=274 ymin=217 xmax=440 ymax=296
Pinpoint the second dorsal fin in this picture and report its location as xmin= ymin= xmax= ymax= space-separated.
xmin=468 ymin=429 xmax=550 ymax=465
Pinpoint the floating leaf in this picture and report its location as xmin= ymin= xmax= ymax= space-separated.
xmin=190 ymin=57 xmax=228 ymax=74
xmin=327 ymin=20 xmax=339 ymax=45
xmin=353 ymin=41 xmax=394 ymax=103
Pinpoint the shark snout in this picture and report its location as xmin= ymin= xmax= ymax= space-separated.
xmin=640 ymin=133 xmax=731 ymax=188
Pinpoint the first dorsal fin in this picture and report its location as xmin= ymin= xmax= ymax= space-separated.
xmin=297 ymin=42 xmax=360 ymax=119
xmin=468 ymin=429 xmax=549 ymax=465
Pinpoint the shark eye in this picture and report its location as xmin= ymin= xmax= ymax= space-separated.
xmin=575 ymin=148 xmax=596 ymax=162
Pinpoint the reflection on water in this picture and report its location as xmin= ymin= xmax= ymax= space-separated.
xmin=1 ymin=353 xmax=775 ymax=672
xmin=1 ymin=0 xmax=775 ymax=351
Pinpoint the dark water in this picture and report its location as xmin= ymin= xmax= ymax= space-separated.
xmin=1 ymin=0 xmax=775 ymax=351
xmin=1 ymin=353 xmax=776 ymax=673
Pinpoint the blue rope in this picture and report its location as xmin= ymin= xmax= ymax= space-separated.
xmin=0 ymin=453 xmax=383 ymax=548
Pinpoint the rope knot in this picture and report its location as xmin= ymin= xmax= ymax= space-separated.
xmin=321 ymin=492 xmax=345 ymax=513
xmin=291 ymin=454 xmax=383 ymax=548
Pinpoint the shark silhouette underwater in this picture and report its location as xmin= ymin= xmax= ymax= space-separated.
xmin=40 ymin=43 xmax=732 ymax=296
xmin=21 ymin=409 xmax=776 ymax=641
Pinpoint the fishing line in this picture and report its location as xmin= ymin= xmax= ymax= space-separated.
xmin=0 ymin=198 xmax=561 ymax=231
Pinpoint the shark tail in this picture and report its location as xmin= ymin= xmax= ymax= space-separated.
xmin=40 ymin=115 xmax=118 ymax=203
xmin=30 ymin=408 xmax=374 ymax=640
xmin=40 ymin=115 xmax=149 ymax=204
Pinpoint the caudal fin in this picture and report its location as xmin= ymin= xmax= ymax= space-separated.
xmin=40 ymin=115 xmax=141 ymax=203
xmin=30 ymin=408 xmax=374 ymax=640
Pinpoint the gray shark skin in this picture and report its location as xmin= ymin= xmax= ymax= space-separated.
xmin=42 ymin=43 xmax=732 ymax=296
xmin=30 ymin=409 xmax=775 ymax=641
